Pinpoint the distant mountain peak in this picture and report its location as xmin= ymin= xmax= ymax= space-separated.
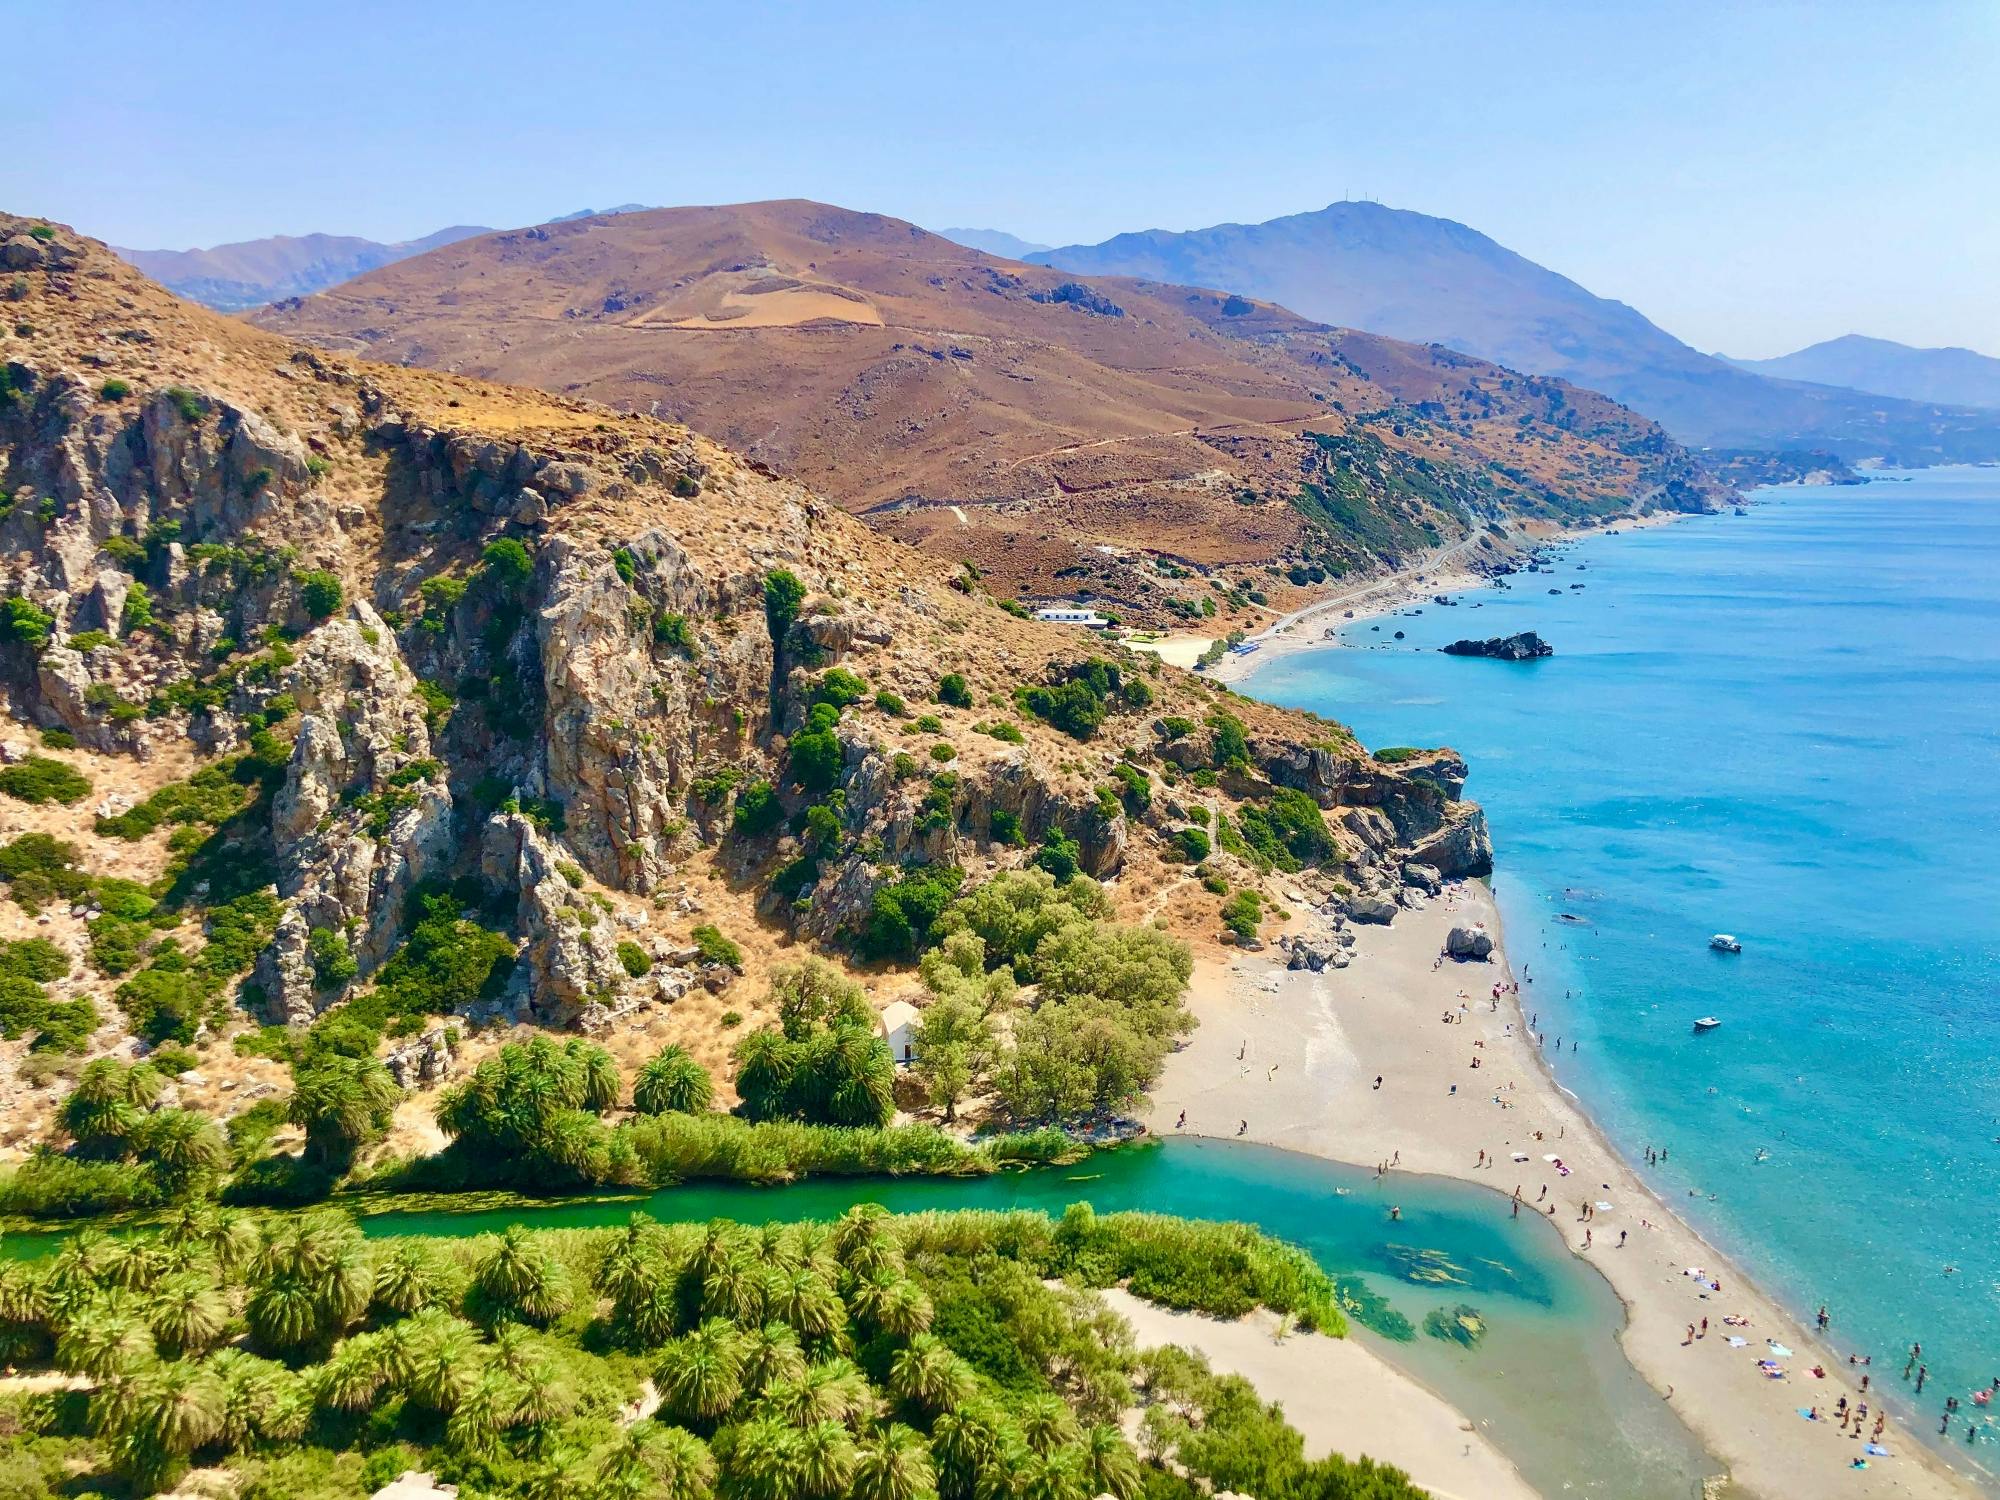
xmin=934 ymin=227 xmax=1053 ymax=260
xmin=1030 ymin=203 xmax=2000 ymax=463
xmin=1730 ymin=334 xmax=2000 ymax=411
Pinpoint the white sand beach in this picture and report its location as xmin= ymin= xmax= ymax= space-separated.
xmin=1147 ymin=886 xmax=1986 ymax=1499
xmin=1097 ymin=1286 xmax=1538 ymax=1500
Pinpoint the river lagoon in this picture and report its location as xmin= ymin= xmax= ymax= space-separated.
xmin=1245 ymin=467 xmax=2000 ymax=1473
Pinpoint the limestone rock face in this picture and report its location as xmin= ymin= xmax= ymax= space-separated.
xmin=536 ymin=532 xmax=771 ymax=892
xmin=256 ymin=603 xmax=452 ymax=1023
xmin=481 ymin=811 xmax=630 ymax=1029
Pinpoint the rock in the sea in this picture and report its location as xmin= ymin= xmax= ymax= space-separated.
xmin=1446 ymin=924 xmax=1495 ymax=960
xmin=1440 ymin=631 xmax=1552 ymax=661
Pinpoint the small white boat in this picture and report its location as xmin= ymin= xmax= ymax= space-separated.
xmin=1693 ymin=1017 xmax=1721 ymax=1034
xmin=1709 ymin=933 xmax=1742 ymax=954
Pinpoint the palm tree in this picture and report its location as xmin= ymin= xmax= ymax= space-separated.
xmin=158 ymin=1202 xmax=260 ymax=1275
xmin=765 ymin=1267 xmax=844 ymax=1344
xmin=887 ymin=1336 xmax=974 ymax=1414
xmin=658 ymin=1318 xmax=745 ymax=1425
xmin=474 ymin=1226 xmax=575 ymax=1325
xmin=702 ymin=1247 xmax=766 ymax=1325
xmin=108 ymin=1357 xmax=225 ymax=1492
xmin=137 ymin=1107 xmax=230 ymax=1198
xmin=206 ymin=1348 xmax=296 ymax=1448
xmin=247 ymin=1211 xmax=370 ymax=1355
xmin=1015 ymin=1395 xmax=1080 ymax=1458
xmin=489 ymin=1323 xmax=576 ymax=1428
xmin=634 ymin=1045 xmax=714 ymax=1115
xmin=930 ymin=1400 xmax=1009 ymax=1500
xmin=1081 ymin=1425 xmax=1141 ymax=1500
xmin=851 ymin=1423 xmax=938 ymax=1500
xmin=288 ymin=1051 xmax=400 ymax=1170
xmin=794 ymin=1418 xmax=857 ymax=1499
xmin=58 ymin=1058 xmax=160 ymax=1156
xmin=55 ymin=1293 xmax=153 ymax=1378
xmin=786 ymin=1358 xmax=872 ymax=1429
xmin=590 ymin=1422 xmax=717 ymax=1500
xmin=313 ymin=1328 xmax=393 ymax=1411
xmin=570 ymin=1039 xmax=623 ymax=1112
xmin=731 ymin=1027 xmax=798 ymax=1122
xmin=396 ymin=1307 xmax=484 ymax=1413
xmin=147 ymin=1268 xmax=230 ymax=1358
xmin=739 ymin=1322 xmax=808 ymax=1397
xmin=92 ymin=1234 xmax=159 ymax=1292
xmin=871 ymin=1279 xmax=934 ymax=1341
xmin=448 ymin=1368 xmax=526 ymax=1456
xmin=716 ymin=1412 xmax=805 ymax=1500
xmin=371 ymin=1238 xmax=456 ymax=1317
xmin=991 ymin=1443 xmax=1088 ymax=1500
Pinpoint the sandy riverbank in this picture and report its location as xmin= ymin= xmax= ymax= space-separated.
xmin=1145 ymin=886 xmax=1986 ymax=1500
xmin=1097 ymin=1286 xmax=1537 ymax=1500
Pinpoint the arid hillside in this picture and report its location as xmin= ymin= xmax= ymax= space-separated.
xmin=0 ymin=212 xmax=1487 ymax=1165
xmin=255 ymin=201 xmax=1726 ymax=619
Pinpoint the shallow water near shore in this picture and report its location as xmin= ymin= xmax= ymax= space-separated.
xmin=1246 ymin=467 xmax=2000 ymax=1479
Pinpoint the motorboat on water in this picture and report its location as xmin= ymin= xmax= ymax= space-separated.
xmin=1709 ymin=933 xmax=1742 ymax=953
xmin=1693 ymin=1016 xmax=1721 ymax=1034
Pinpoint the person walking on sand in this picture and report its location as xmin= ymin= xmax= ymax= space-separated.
xmin=1618 ymin=1229 xmax=1628 ymax=1247
xmin=1584 ymin=1228 xmax=1592 ymax=1249
xmin=1176 ymin=1110 xmax=1185 ymax=1129
xmin=1685 ymin=1323 xmax=1696 ymax=1345
xmin=1700 ymin=1317 xmax=1708 ymax=1338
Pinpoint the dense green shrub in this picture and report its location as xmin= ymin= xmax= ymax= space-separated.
xmin=763 ymin=568 xmax=807 ymax=643
xmin=788 ymin=701 xmax=845 ymax=791
xmin=856 ymin=863 xmax=965 ymax=960
xmin=1371 ymin=745 xmax=1423 ymax=763
xmin=308 ymin=927 xmax=358 ymax=988
xmin=1173 ymin=827 xmax=1211 ymax=863
xmin=295 ymin=569 xmax=343 ymax=619
xmin=731 ymin=779 xmax=783 ymax=837
xmin=1220 ymin=889 xmax=1264 ymax=941
xmin=0 ymin=755 xmax=91 ymax=806
xmin=1208 ymin=711 xmax=1251 ymax=769
xmin=690 ymin=923 xmax=744 ymax=969
xmin=98 ymin=377 xmax=131 ymax=401
xmin=0 ymin=596 xmax=56 ymax=650
xmin=616 ymin=939 xmax=652 ymax=978
xmin=874 ymin=689 xmax=906 ymax=717
xmin=937 ymin=673 xmax=973 ymax=708
xmin=365 ymin=888 xmax=516 ymax=1026
xmin=1034 ymin=830 xmax=1082 ymax=883
xmin=1234 ymin=789 xmax=1336 ymax=872
xmin=653 ymin=609 xmax=695 ymax=653
xmin=987 ymin=808 xmax=1025 ymax=847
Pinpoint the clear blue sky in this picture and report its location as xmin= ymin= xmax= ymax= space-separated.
xmin=14 ymin=0 xmax=1997 ymax=358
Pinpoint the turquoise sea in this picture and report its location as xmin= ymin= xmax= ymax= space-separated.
xmin=1245 ymin=466 xmax=2000 ymax=1466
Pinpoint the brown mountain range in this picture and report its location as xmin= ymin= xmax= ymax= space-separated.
xmin=256 ymin=200 xmax=1725 ymax=620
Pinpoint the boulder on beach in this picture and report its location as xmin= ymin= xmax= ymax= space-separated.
xmin=1401 ymin=862 xmax=1444 ymax=895
xmin=1349 ymin=894 xmax=1398 ymax=925
xmin=1441 ymin=631 xmax=1552 ymax=661
xmin=1446 ymin=924 xmax=1495 ymax=960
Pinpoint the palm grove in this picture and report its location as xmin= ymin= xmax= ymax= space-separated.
xmin=0 ymin=1201 xmax=1425 ymax=1500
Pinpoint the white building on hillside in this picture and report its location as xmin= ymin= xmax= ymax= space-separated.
xmin=877 ymin=1000 xmax=921 ymax=1065
xmin=1033 ymin=606 xmax=1111 ymax=628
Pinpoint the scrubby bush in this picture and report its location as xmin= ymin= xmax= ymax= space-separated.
xmin=937 ymin=673 xmax=973 ymax=708
xmin=1220 ymin=889 xmax=1264 ymax=941
xmin=295 ymin=570 xmax=343 ymax=620
xmin=99 ymin=377 xmax=131 ymax=401
xmin=763 ymin=568 xmax=806 ymax=643
xmin=0 ymin=754 xmax=91 ymax=805
xmin=1234 ymin=789 xmax=1335 ymax=872
xmin=616 ymin=940 xmax=652 ymax=978
xmin=690 ymin=923 xmax=743 ymax=969
xmin=731 ymin=779 xmax=783 ymax=837
xmin=856 ymin=863 xmax=964 ymax=960
xmin=1173 ymin=827 xmax=1211 ymax=863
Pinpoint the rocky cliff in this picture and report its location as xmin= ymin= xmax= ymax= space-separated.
xmin=0 ymin=214 xmax=1488 ymax=1127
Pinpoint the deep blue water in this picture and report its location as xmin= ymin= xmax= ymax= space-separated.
xmin=1246 ymin=467 xmax=2000 ymax=1452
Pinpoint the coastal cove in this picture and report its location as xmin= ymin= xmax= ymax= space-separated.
xmin=1241 ymin=467 xmax=2000 ymax=1486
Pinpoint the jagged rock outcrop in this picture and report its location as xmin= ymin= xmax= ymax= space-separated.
xmin=481 ymin=811 xmax=632 ymax=1029
xmin=256 ymin=603 xmax=452 ymax=1023
xmin=1441 ymin=631 xmax=1552 ymax=661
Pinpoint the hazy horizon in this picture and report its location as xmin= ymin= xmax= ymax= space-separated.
xmin=13 ymin=0 xmax=1998 ymax=360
